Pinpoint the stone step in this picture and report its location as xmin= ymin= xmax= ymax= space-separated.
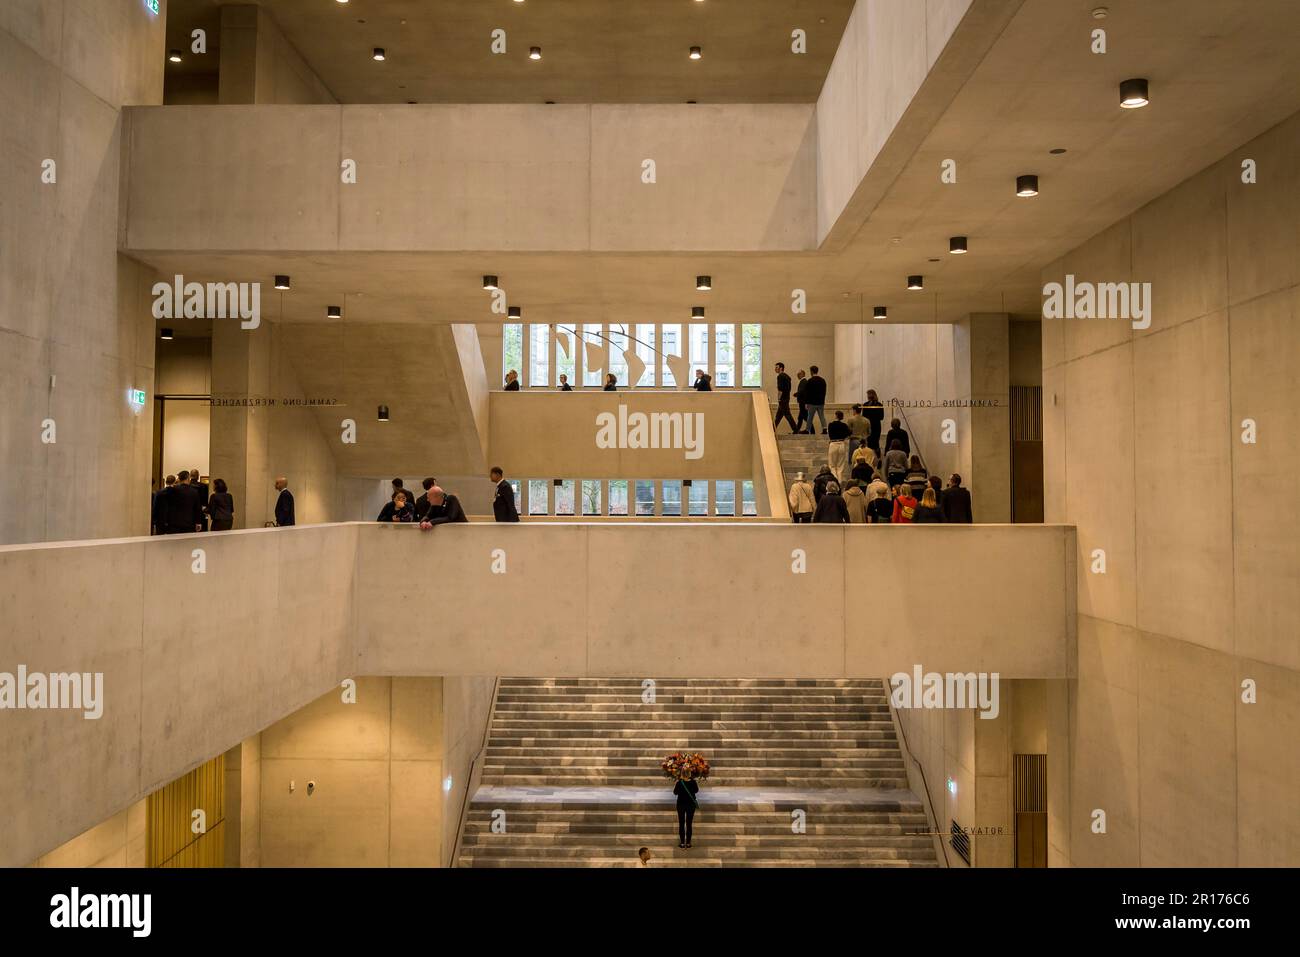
xmin=477 ymin=775 xmax=912 ymax=788
xmin=483 ymin=755 xmax=904 ymax=769
xmin=460 ymin=844 xmax=936 ymax=861
xmin=499 ymin=678 xmax=885 ymax=688
xmin=458 ymin=856 xmax=939 ymax=868
xmin=487 ymin=731 xmax=899 ymax=744
xmin=494 ymin=701 xmax=891 ymax=712
xmin=482 ymin=746 xmax=904 ymax=758
xmin=463 ymin=820 xmax=928 ymax=835
xmin=462 ymin=833 xmax=935 ymax=849
xmin=468 ymin=802 xmax=926 ymax=815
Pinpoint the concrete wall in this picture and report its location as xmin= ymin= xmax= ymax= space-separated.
xmin=218 ymin=5 xmax=337 ymax=106
xmin=29 ymin=799 xmax=146 ymax=868
xmin=0 ymin=523 xmax=357 ymax=868
xmin=762 ymin=323 xmax=836 ymax=404
xmin=0 ymin=0 xmax=165 ymax=545
xmin=358 ymin=522 xmax=1075 ymax=679
xmin=121 ymin=104 xmax=817 ymax=253
xmin=815 ymin=0 xmax=1000 ymax=246
xmin=211 ymin=319 xmax=343 ymax=528
xmin=1042 ymin=110 xmax=1300 ymax=867
xmin=249 ymin=675 xmax=492 ymax=867
xmin=488 ymin=391 xmax=758 ymax=480
xmin=0 ymin=518 xmax=1074 ymax=864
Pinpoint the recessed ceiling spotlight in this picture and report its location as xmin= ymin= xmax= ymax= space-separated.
xmin=928 ymin=258 xmax=941 ymax=263
xmin=691 ymin=306 xmax=705 ymax=319
xmin=274 ymin=275 xmax=291 ymax=290
xmin=168 ymin=50 xmax=182 ymax=63
xmin=1091 ymin=6 xmax=1108 ymax=18
xmin=873 ymin=306 xmax=887 ymax=320
xmin=949 ymin=236 xmax=968 ymax=254
xmin=696 ymin=275 xmax=712 ymax=291
xmin=686 ymin=100 xmax=697 ymax=104
xmin=326 ymin=305 xmax=342 ymax=319
xmin=336 ymin=0 xmax=348 ymax=4
xmin=372 ymin=48 xmax=385 ymax=61
xmin=377 ymin=405 xmax=389 ymax=422
xmin=160 ymin=328 xmax=175 ymax=340
xmin=689 ymin=46 xmax=702 ymax=60
xmin=508 ymin=306 xmax=521 ymax=319
xmin=482 ymin=275 xmax=498 ymax=290
xmin=530 ymin=46 xmax=542 ymax=60
xmin=1016 ymin=174 xmax=1039 ymax=197
xmin=1050 ymin=148 xmax=1067 ymax=154
xmin=907 ymin=275 xmax=924 ymax=291
xmin=1119 ymin=77 xmax=1150 ymax=109
xmin=890 ymin=237 xmax=902 ymax=245
xmin=545 ymin=100 xmax=555 ymax=104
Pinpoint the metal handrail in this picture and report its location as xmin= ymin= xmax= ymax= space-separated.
xmin=886 ymin=685 xmax=951 ymax=868
xmin=449 ymin=675 xmax=502 ymax=868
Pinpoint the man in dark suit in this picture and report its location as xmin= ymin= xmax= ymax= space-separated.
xmin=413 ymin=477 xmax=438 ymax=522
xmin=804 ymin=365 xmax=828 ymax=434
xmin=162 ymin=469 xmax=204 ymax=534
xmin=773 ymin=362 xmax=797 ymax=433
xmin=274 ymin=476 xmax=296 ymax=527
xmin=419 ymin=487 xmax=469 ymax=528
xmin=490 ymin=467 xmax=520 ymax=522
xmin=191 ymin=468 xmax=210 ymax=531
xmin=941 ymin=473 xmax=973 ymax=523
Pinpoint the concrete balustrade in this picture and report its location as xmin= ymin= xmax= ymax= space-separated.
xmin=0 ymin=519 xmax=1073 ymax=866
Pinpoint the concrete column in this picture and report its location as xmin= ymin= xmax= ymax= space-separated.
xmin=218 ymin=5 xmax=337 ymax=106
xmin=210 ymin=320 xmax=273 ymax=528
xmin=955 ymin=313 xmax=1012 ymax=522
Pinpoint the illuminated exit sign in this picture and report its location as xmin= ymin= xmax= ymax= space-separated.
xmin=130 ymin=389 xmax=147 ymax=406
xmin=145 ymin=0 xmax=159 ymax=14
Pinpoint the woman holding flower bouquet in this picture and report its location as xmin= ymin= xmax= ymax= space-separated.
xmin=663 ymin=751 xmax=709 ymax=850
xmin=674 ymin=772 xmax=700 ymax=849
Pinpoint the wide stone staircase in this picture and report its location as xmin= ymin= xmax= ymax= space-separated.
xmin=457 ymin=678 xmax=941 ymax=867
xmin=776 ymin=432 xmax=834 ymax=493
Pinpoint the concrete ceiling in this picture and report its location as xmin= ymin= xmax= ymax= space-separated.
xmin=138 ymin=0 xmax=1300 ymax=332
xmin=164 ymin=0 xmax=856 ymax=104
xmin=138 ymin=0 xmax=1300 ymax=474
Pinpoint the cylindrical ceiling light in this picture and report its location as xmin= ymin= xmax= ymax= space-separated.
xmin=274 ymin=275 xmax=291 ymax=290
xmin=372 ymin=48 xmax=386 ymax=61
xmin=872 ymin=306 xmax=887 ymax=320
xmin=1016 ymin=174 xmax=1039 ymax=197
xmin=691 ymin=306 xmax=705 ymax=319
xmin=377 ymin=405 xmax=389 ymax=422
xmin=326 ymin=305 xmax=342 ymax=319
xmin=529 ymin=46 xmax=542 ymax=60
xmin=168 ymin=50 xmax=182 ymax=63
xmin=949 ymin=236 xmax=968 ymax=254
xmin=160 ymin=328 xmax=175 ymax=340
xmin=907 ymin=275 xmax=924 ymax=290
xmin=482 ymin=275 xmax=498 ymax=290
xmin=1119 ymin=77 xmax=1149 ymax=109
xmin=508 ymin=306 xmax=521 ymax=319
xmin=696 ymin=275 xmax=712 ymax=291
xmin=689 ymin=46 xmax=702 ymax=60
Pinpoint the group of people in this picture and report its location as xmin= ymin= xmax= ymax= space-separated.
xmin=152 ymin=473 xmax=298 ymax=533
xmin=374 ymin=468 xmax=521 ymax=526
xmin=774 ymin=366 xmax=975 ymax=525
xmin=504 ymin=369 xmax=716 ymax=391
xmin=772 ymin=363 xmax=831 ymax=435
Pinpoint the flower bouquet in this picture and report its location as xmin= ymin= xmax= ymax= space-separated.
xmin=661 ymin=751 xmax=710 ymax=781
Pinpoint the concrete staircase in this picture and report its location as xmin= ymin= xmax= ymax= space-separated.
xmin=776 ymin=432 xmax=834 ymax=493
xmin=457 ymin=678 xmax=940 ymax=867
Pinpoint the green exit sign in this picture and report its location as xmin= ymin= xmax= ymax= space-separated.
xmin=131 ymin=389 xmax=147 ymax=405
xmin=146 ymin=0 xmax=159 ymax=15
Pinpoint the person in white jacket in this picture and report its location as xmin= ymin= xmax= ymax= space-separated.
xmin=788 ymin=471 xmax=815 ymax=524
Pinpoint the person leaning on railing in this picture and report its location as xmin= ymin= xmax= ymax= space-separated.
xmin=418 ymin=486 xmax=469 ymax=529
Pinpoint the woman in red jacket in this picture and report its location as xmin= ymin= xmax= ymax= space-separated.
xmin=891 ymin=485 xmax=917 ymax=523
